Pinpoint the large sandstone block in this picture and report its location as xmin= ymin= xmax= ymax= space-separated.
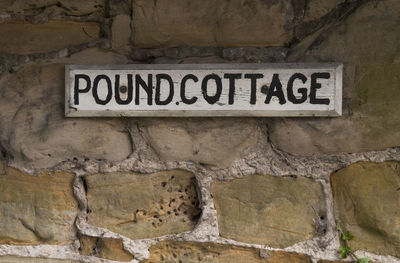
xmin=132 ymin=0 xmax=293 ymax=47
xmin=0 ymin=165 xmax=78 ymax=245
xmin=0 ymin=48 xmax=131 ymax=169
xmin=268 ymin=0 xmax=400 ymax=155
xmin=331 ymin=162 xmax=400 ymax=257
xmin=79 ymin=235 xmax=134 ymax=262
xmin=0 ymin=21 xmax=100 ymax=54
xmin=85 ymin=170 xmax=201 ymax=239
xmin=144 ymin=241 xmax=311 ymax=263
xmin=212 ymin=174 xmax=326 ymax=247
xmin=139 ymin=118 xmax=258 ymax=168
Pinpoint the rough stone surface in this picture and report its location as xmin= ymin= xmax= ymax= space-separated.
xmin=268 ymin=0 xmax=400 ymax=155
xmin=0 ymin=48 xmax=131 ymax=169
xmin=0 ymin=165 xmax=78 ymax=245
xmin=132 ymin=0 xmax=293 ymax=47
xmin=108 ymin=0 xmax=131 ymax=17
xmin=144 ymin=241 xmax=312 ymax=263
xmin=112 ymin=14 xmax=131 ymax=51
xmin=0 ymin=0 xmax=104 ymax=17
xmin=85 ymin=170 xmax=201 ymax=240
xmin=139 ymin=118 xmax=258 ymax=168
xmin=331 ymin=162 xmax=400 ymax=258
xmin=0 ymin=257 xmax=77 ymax=263
xmin=0 ymin=21 xmax=100 ymax=54
xmin=0 ymin=0 xmax=399 ymax=261
xmin=303 ymin=0 xmax=344 ymax=22
xmin=79 ymin=235 xmax=134 ymax=261
xmin=212 ymin=174 xmax=326 ymax=248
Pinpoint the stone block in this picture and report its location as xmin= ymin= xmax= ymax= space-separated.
xmin=0 ymin=21 xmax=100 ymax=54
xmin=144 ymin=241 xmax=312 ymax=262
xmin=85 ymin=170 xmax=201 ymax=239
xmin=112 ymin=14 xmax=131 ymax=50
xmin=0 ymin=48 xmax=131 ymax=169
xmin=132 ymin=0 xmax=293 ymax=47
xmin=0 ymin=166 xmax=78 ymax=245
xmin=212 ymin=174 xmax=326 ymax=247
xmin=0 ymin=0 xmax=104 ymax=17
xmin=331 ymin=162 xmax=400 ymax=257
xmin=139 ymin=118 xmax=258 ymax=168
xmin=268 ymin=0 xmax=400 ymax=155
xmin=79 ymin=235 xmax=134 ymax=261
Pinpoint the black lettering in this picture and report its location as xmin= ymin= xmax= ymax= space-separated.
xmin=135 ymin=74 xmax=153 ymax=105
xmin=114 ymin=74 xmax=133 ymax=105
xmin=287 ymin=73 xmax=307 ymax=104
xmin=74 ymin=74 xmax=91 ymax=105
xmin=201 ymin=74 xmax=222 ymax=105
xmin=224 ymin=73 xmax=242 ymax=105
xmin=310 ymin=72 xmax=330 ymax=105
xmin=155 ymin=74 xmax=174 ymax=105
xmin=92 ymin=74 xmax=112 ymax=105
xmin=264 ymin=74 xmax=286 ymax=105
xmin=244 ymin=73 xmax=263 ymax=104
xmin=180 ymin=74 xmax=198 ymax=104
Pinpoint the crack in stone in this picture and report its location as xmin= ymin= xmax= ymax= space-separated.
xmin=292 ymin=0 xmax=373 ymax=49
xmin=0 ymin=38 xmax=108 ymax=80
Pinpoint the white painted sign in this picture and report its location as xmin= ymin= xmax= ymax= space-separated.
xmin=65 ymin=63 xmax=342 ymax=117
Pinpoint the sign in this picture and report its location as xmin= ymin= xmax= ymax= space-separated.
xmin=65 ymin=63 xmax=342 ymax=117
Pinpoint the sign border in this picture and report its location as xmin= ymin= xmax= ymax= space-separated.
xmin=65 ymin=63 xmax=342 ymax=117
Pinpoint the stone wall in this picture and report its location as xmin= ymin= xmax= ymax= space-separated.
xmin=0 ymin=0 xmax=399 ymax=262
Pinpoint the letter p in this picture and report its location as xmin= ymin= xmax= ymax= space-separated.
xmin=74 ymin=74 xmax=91 ymax=105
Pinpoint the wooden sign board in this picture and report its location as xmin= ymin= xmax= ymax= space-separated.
xmin=65 ymin=63 xmax=342 ymax=117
